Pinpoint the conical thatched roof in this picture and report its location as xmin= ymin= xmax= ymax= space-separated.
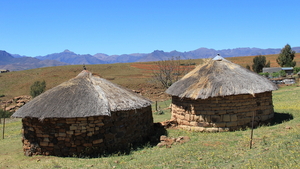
xmin=12 ymin=70 xmax=151 ymax=120
xmin=166 ymin=56 xmax=278 ymax=99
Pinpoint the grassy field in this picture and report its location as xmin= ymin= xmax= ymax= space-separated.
xmin=1 ymin=85 xmax=300 ymax=169
xmin=1 ymin=54 xmax=300 ymax=168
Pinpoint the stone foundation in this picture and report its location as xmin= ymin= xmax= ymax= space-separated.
xmin=21 ymin=106 xmax=153 ymax=156
xmin=171 ymin=92 xmax=274 ymax=131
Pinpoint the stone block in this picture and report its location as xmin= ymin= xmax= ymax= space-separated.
xmin=93 ymin=139 xmax=103 ymax=144
xmin=87 ymin=128 xmax=94 ymax=132
xmin=177 ymin=118 xmax=182 ymax=124
xmin=37 ymin=133 xmax=43 ymax=137
xmin=160 ymin=135 xmax=167 ymax=141
xmin=83 ymin=143 xmax=93 ymax=147
xmin=217 ymin=110 xmax=227 ymax=115
xmin=226 ymin=121 xmax=238 ymax=127
xmin=79 ymin=123 xmax=88 ymax=126
xmin=204 ymin=128 xmax=219 ymax=132
xmin=77 ymin=117 xmax=87 ymax=121
xmin=238 ymin=120 xmax=245 ymax=126
xmin=194 ymin=115 xmax=200 ymax=121
xmin=66 ymin=119 xmax=76 ymax=124
xmin=189 ymin=126 xmax=205 ymax=132
xmin=58 ymin=132 xmax=66 ymax=137
xmin=190 ymin=121 xmax=199 ymax=126
xmin=184 ymin=114 xmax=191 ymax=121
xmin=59 ymin=129 xmax=66 ymax=133
xmin=218 ymin=128 xmax=230 ymax=132
xmin=96 ymin=122 xmax=104 ymax=126
xmin=40 ymin=142 xmax=48 ymax=146
xmin=89 ymin=124 xmax=95 ymax=128
xmin=177 ymin=114 xmax=185 ymax=120
xmin=206 ymin=111 xmax=215 ymax=115
xmin=181 ymin=120 xmax=190 ymax=126
xmin=88 ymin=117 xmax=94 ymax=121
xmin=66 ymin=131 xmax=74 ymax=135
xmin=198 ymin=115 xmax=205 ymax=122
xmin=231 ymin=114 xmax=237 ymax=121
xmin=212 ymin=122 xmax=226 ymax=128
xmin=75 ymin=132 xmax=82 ymax=136
xmin=43 ymin=137 xmax=50 ymax=142
xmin=223 ymin=114 xmax=231 ymax=122
xmin=197 ymin=122 xmax=210 ymax=127
xmin=69 ymin=125 xmax=78 ymax=130
xmin=57 ymin=137 xmax=65 ymax=141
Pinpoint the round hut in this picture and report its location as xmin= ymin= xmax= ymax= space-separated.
xmin=12 ymin=70 xmax=153 ymax=156
xmin=165 ymin=55 xmax=278 ymax=132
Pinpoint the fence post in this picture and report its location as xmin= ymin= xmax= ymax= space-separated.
xmin=250 ymin=111 xmax=255 ymax=149
xmin=2 ymin=104 xmax=6 ymax=139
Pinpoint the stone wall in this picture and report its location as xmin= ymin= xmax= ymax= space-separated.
xmin=171 ymin=92 xmax=274 ymax=132
xmin=22 ymin=106 xmax=153 ymax=156
xmin=1 ymin=95 xmax=31 ymax=113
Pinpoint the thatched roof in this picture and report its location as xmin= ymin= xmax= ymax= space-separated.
xmin=166 ymin=56 xmax=278 ymax=99
xmin=12 ymin=70 xmax=151 ymax=119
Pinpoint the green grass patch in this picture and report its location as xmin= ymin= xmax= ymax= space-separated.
xmin=1 ymin=85 xmax=300 ymax=168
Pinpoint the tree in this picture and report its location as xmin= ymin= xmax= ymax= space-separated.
xmin=294 ymin=67 xmax=300 ymax=74
xmin=252 ymin=55 xmax=270 ymax=73
xmin=279 ymin=70 xmax=286 ymax=77
xmin=30 ymin=80 xmax=46 ymax=98
xmin=276 ymin=44 xmax=296 ymax=67
xmin=151 ymin=56 xmax=192 ymax=89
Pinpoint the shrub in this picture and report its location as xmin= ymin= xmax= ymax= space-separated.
xmin=272 ymin=72 xmax=280 ymax=78
xmin=280 ymin=70 xmax=286 ymax=77
xmin=30 ymin=80 xmax=46 ymax=98
xmin=0 ymin=109 xmax=13 ymax=118
xmin=294 ymin=67 xmax=300 ymax=74
xmin=259 ymin=72 xmax=269 ymax=77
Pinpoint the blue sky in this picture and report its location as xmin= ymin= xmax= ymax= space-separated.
xmin=1 ymin=0 xmax=299 ymax=56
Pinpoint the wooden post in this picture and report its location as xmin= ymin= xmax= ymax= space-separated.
xmin=155 ymin=101 xmax=158 ymax=112
xmin=2 ymin=117 xmax=5 ymax=139
xmin=250 ymin=111 xmax=255 ymax=149
xmin=2 ymin=104 xmax=6 ymax=139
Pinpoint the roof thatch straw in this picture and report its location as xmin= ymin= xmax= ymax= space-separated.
xmin=166 ymin=56 xmax=278 ymax=99
xmin=12 ymin=70 xmax=151 ymax=120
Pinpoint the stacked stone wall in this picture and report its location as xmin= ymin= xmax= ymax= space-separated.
xmin=171 ymin=92 xmax=274 ymax=132
xmin=22 ymin=106 xmax=153 ymax=156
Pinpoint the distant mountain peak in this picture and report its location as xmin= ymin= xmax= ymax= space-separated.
xmin=63 ymin=49 xmax=73 ymax=53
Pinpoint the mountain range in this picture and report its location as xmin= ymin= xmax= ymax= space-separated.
xmin=1 ymin=47 xmax=300 ymax=71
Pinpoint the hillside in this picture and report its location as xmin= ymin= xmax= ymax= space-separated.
xmin=0 ymin=50 xmax=67 ymax=71
xmin=0 ymin=53 xmax=300 ymax=102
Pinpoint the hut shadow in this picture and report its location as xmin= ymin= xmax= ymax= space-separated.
xmin=269 ymin=112 xmax=294 ymax=125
